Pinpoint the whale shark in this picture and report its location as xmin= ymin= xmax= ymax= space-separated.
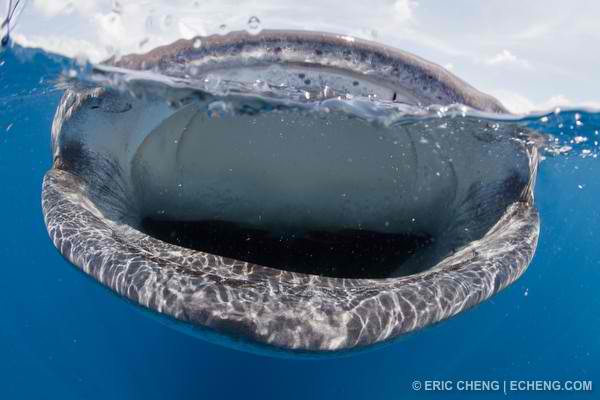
xmin=42 ymin=30 xmax=540 ymax=355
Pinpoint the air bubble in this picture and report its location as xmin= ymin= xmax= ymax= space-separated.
xmin=112 ymin=1 xmax=122 ymax=14
xmin=247 ymin=16 xmax=261 ymax=34
xmin=193 ymin=38 xmax=202 ymax=49
xmin=145 ymin=16 xmax=154 ymax=29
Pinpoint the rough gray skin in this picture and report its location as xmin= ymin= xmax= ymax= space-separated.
xmin=42 ymin=30 xmax=540 ymax=354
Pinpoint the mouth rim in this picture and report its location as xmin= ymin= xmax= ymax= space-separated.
xmin=43 ymin=29 xmax=539 ymax=354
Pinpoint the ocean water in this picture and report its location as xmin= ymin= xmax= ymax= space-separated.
xmin=1 ymin=42 xmax=600 ymax=400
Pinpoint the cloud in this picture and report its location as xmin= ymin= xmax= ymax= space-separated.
xmin=12 ymin=32 xmax=107 ymax=61
xmin=485 ymin=50 xmax=532 ymax=69
xmin=536 ymin=95 xmax=600 ymax=111
xmin=491 ymin=90 xmax=600 ymax=114
xmin=489 ymin=90 xmax=537 ymax=114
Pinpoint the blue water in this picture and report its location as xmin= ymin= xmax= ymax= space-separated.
xmin=1 ymin=46 xmax=600 ymax=400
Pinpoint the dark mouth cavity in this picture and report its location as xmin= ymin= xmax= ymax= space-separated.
xmin=140 ymin=218 xmax=434 ymax=279
xmin=129 ymin=105 xmax=452 ymax=280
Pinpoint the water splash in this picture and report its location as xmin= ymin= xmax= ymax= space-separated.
xmin=3 ymin=43 xmax=600 ymax=164
xmin=510 ymin=109 xmax=600 ymax=160
xmin=78 ymin=62 xmax=600 ymax=163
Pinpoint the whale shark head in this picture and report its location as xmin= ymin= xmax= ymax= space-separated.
xmin=43 ymin=30 xmax=540 ymax=355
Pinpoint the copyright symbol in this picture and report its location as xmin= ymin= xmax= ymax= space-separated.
xmin=413 ymin=381 xmax=422 ymax=391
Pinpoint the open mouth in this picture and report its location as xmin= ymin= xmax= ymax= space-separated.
xmin=129 ymin=103 xmax=527 ymax=279
xmin=43 ymin=30 xmax=540 ymax=355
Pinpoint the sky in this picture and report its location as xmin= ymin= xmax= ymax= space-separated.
xmin=4 ymin=0 xmax=600 ymax=113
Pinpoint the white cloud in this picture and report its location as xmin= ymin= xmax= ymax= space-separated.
xmin=491 ymin=90 xmax=600 ymax=114
xmin=536 ymin=95 xmax=600 ymax=111
xmin=485 ymin=50 xmax=532 ymax=69
xmin=489 ymin=90 xmax=537 ymax=114
xmin=12 ymin=32 xmax=107 ymax=61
